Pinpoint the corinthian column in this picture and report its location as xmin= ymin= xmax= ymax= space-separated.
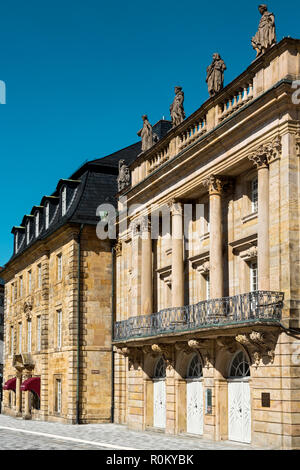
xmin=141 ymin=217 xmax=153 ymax=315
xmin=203 ymin=176 xmax=224 ymax=299
xmin=170 ymin=201 xmax=184 ymax=307
xmin=249 ymin=149 xmax=270 ymax=291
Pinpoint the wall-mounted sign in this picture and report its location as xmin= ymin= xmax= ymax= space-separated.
xmin=262 ymin=393 xmax=271 ymax=408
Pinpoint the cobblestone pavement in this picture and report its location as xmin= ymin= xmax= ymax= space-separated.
xmin=0 ymin=414 xmax=260 ymax=450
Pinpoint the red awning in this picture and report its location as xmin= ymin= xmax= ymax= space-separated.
xmin=21 ymin=377 xmax=41 ymax=397
xmin=3 ymin=378 xmax=16 ymax=391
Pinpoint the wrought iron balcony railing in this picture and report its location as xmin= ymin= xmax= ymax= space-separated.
xmin=114 ymin=291 xmax=284 ymax=342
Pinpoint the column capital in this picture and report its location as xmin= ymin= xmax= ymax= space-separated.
xmin=248 ymin=136 xmax=282 ymax=168
xmin=140 ymin=215 xmax=151 ymax=234
xmin=168 ymin=199 xmax=183 ymax=216
xmin=202 ymin=175 xmax=226 ymax=196
xmin=115 ymin=240 xmax=122 ymax=257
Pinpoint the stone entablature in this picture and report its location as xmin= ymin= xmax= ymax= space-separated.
xmin=128 ymin=38 xmax=300 ymax=188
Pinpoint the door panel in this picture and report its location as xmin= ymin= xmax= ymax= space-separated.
xmin=187 ymin=381 xmax=203 ymax=435
xmin=153 ymin=380 xmax=166 ymax=429
xmin=228 ymin=382 xmax=251 ymax=443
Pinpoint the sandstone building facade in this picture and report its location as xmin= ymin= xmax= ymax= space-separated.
xmin=113 ymin=38 xmax=300 ymax=450
xmin=1 ymin=157 xmax=120 ymax=423
xmin=1 ymin=123 xmax=171 ymax=423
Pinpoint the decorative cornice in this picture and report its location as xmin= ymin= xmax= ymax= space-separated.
xmin=240 ymin=245 xmax=258 ymax=261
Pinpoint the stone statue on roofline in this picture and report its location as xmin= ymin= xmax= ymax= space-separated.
xmin=170 ymin=86 xmax=185 ymax=128
xmin=117 ymin=159 xmax=131 ymax=192
xmin=137 ymin=115 xmax=154 ymax=153
xmin=252 ymin=4 xmax=276 ymax=58
xmin=206 ymin=53 xmax=227 ymax=97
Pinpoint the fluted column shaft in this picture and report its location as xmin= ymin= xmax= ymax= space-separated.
xmin=205 ymin=177 xmax=224 ymax=299
xmin=249 ymin=152 xmax=270 ymax=291
xmin=141 ymin=218 xmax=153 ymax=315
xmin=171 ymin=202 xmax=184 ymax=307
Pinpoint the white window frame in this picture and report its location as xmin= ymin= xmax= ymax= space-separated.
xmin=61 ymin=186 xmax=67 ymax=216
xmin=27 ymin=320 xmax=32 ymax=353
xmin=206 ymin=275 xmax=210 ymax=300
xmin=38 ymin=264 xmax=42 ymax=289
xmin=15 ymin=232 xmax=19 ymax=253
xmin=19 ymin=322 xmax=22 ymax=354
xmin=28 ymin=270 xmax=32 ymax=294
xmin=37 ymin=316 xmax=41 ymax=352
xmin=10 ymin=326 xmax=14 ymax=356
xmin=20 ymin=276 xmax=23 ymax=298
xmin=56 ymin=379 xmax=62 ymax=413
xmin=57 ymin=310 xmax=62 ymax=349
xmin=251 ymin=177 xmax=258 ymax=213
xmin=57 ymin=254 xmax=62 ymax=281
xmin=26 ymin=221 xmax=30 ymax=245
xmin=250 ymin=262 xmax=258 ymax=292
xmin=45 ymin=203 xmax=50 ymax=230
xmin=35 ymin=212 xmax=40 ymax=237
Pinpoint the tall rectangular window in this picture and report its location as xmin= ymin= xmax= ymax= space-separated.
xmin=57 ymin=254 xmax=62 ymax=281
xmin=62 ymin=187 xmax=67 ymax=216
xmin=55 ymin=379 xmax=62 ymax=413
xmin=28 ymin=270 xmax=32 ymax=294
xmin=19 ymin=322 xmax=22 ymax=354
xmin=19 ymin=276 xmax=23 ymax=298
xmin=35 ymin=212 xmax=40 ymax=237
xmin=57 ymin=310 xmax=62 ymax=349
xmin=250 ymin=262 xmax=258 ymax=292
xmin=10 ymin=326 xmax=14 ymax=356
xmin=37 ymin=316 xmax=41 ymax=352
xmin=206 ymin=275 xmax=210 ymax=300
xmin=27 ymin=320 xmax=32 ymax=353
xmin=45 ymin=204 xmax=50 ymax=230
xmin=251 ymin=178 xmax=258 ymax=213
xmin=38 ymin=264 xmax=42 ymax=289
xmin=12 ymin=283 xmax=15 ymax=303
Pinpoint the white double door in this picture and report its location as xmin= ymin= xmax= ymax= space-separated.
xmin=186 ymin=380 xmax=204 ymax=435
xmin=153 ymin=379 xmax=166 ymax=429
xmin=228 ymin=381 xmax=251 ymax=443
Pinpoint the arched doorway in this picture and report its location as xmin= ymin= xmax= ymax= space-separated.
xmin=153 ymin=358 xmax=166 ymax=429
xmin=228 ymin=351 xmax=251 ymax=444
xmin=186 ymin=354 xmax=204 ymax=435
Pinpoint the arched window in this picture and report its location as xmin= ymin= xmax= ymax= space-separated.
xmin=229 ymin=351 xmax=250 ymax=378
xmin=153 ymin=358 xmax=166 ymax=379
xmin=187 ymin=354 xmax=203 ymax=379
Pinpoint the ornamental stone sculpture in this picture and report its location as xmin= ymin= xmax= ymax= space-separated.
xmin=137 ymin=115 xmax=154 ymax=152
xmin=206 ymin=53 xmax=227 ymax=97
xmin=251 ymin=4 xmax=276 ymax=58
xmin=170 ymin=86 xmax=185 ymax=128
xmin=117 ymin=159 xmax=131 ymax=192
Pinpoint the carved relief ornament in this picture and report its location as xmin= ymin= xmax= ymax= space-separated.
xmin=235 ymin=330 xmax=277 ymax=369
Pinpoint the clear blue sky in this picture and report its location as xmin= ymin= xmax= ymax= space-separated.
xmin=0 ymin=0 xmax=298 ymax=266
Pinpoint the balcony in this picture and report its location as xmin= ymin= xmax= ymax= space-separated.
xmin=113 ymin=291 xmax=284 ymax=342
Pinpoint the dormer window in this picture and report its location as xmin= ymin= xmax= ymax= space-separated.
xmin=35 ymin=212 xmax=40 ymax=237
xmin=61 ymin=187 xmax=67 ymax=216
xmin=15 ymin=232 xmax=19 ymax=253
xmin=45 ymin=203 xmax=50 ymax=230
xmin=26 ymin=221 xmax=30 ymax=245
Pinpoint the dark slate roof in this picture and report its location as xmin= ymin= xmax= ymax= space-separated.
xmin=5 ymin=119 xmax=171 ymax=265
